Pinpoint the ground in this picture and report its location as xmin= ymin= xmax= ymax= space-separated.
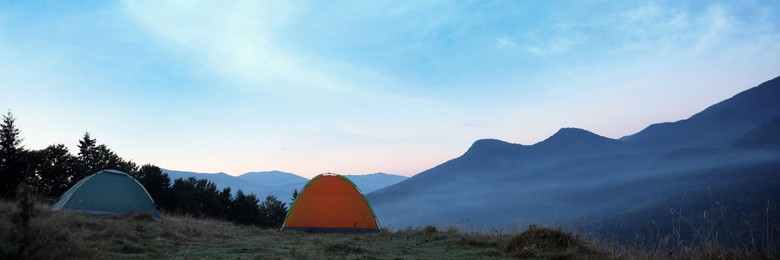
xmin=0 ymin=200 xmax=773 ymax=259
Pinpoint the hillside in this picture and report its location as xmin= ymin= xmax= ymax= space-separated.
xmin=621 ymin=74 xmax=780 ymax=150
xmin=367 ymin=75 xmax=780 ymax=247
xmin=0 ymin=201 xmax=615 ymax=259
xmin=343 ymin=173 xmax=408 ymax=193
xmin=5 ymin=200 xmax=772 ymax=259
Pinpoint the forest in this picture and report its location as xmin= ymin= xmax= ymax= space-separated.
xmin=0 ymin=111 xmax=288 ymax=228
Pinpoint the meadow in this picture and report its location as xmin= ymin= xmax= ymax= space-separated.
xmin=2 ymin=199 xmax=776 ymax=259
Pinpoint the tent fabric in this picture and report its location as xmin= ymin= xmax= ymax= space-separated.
xmin=281 ymin=173 xmax=380 ymax=233
xmin=53 ymin=169 xmax=162 ymax=220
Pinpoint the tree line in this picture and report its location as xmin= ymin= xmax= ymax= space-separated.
xmin=0 ymin=111 xmax=287 ymax=228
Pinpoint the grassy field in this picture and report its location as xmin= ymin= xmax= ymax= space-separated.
xmin=0 ymin=199 xmax=774 ymax=259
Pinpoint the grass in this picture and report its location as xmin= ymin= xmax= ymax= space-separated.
xmin=0 ymin=199 xmax=611 ymax=259
xmin=1 ymin=198 xmax=775 ymax=259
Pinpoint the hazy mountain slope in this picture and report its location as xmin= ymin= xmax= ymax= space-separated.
xmin=734 ymin=115 xmax=780 ymax=150
xmin=367 ymin=75 xmax=780 ymax=235
xmin=621 ymin=75 xmax=780 ymax=150
xmin=237 ymin=171 xmax=308 ymax=186
xmin=162 ymin=169 xmax=264 ymax=192
xmin=595 ymin=158 xmax=780 ymax=248
xmin=343 ymin=173 xmax=407 ymax=193
xmin=161 ymin=169 xmax=304 ymax=203
xmin=368 ymin=128 xmax=643 ymax=229
xmin=160 ymin=169 xmax=406 ymax=203
xmin=162 ymin=169 xmax=256 ymax=189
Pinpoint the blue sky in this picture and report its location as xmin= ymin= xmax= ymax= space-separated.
xmin=1 ymin=1 xmax=779 ymax=177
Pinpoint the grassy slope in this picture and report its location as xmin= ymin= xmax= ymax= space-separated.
xmin=0 ymin=200 xmax=610 ymax=259
xmin=1 ymin=200 xmax=773 ymax=259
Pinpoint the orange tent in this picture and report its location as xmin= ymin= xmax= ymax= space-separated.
xmin=281 ymin=173 xmax=380 ymax=233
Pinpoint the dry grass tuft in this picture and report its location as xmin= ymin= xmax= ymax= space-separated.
xmin=505 ymin=224 xmax=607 ymax=259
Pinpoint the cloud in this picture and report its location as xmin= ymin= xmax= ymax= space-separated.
xmin=121 ymin=0 xmax=348 ymax=93
xmin=693 ymin=4 xmax=735 ymax=52
xmin=521 ymin=35 xmax=579 ymax=56
xmin=621 ymin=2 xmax=660 ymax=22
xmin=496 ymin=35 xmax=517 ymax=49
xmin=611 ymin=3 xmax=756 ymax=56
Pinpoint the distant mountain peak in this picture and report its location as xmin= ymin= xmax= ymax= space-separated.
xmin=530 ymin=127 xmax=624 ymax=155
xmin=237 ymin=171 xmax=308 ymax=186
xmin=463 ymin=139 xmax=524 ymax=157
xmin=537 ymin=128 xmax=608 ymax=145
xmin=551 ymin=127 xmax=595 ymax=138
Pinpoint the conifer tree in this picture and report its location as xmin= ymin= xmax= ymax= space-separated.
xmin=229 ymin=190 xmax=265 ymax=226
xmin=261 ymin=195 xmax=288 ymax=228
xmin=217 ymin=187 xmax=232 ymax=218
xmin=77 ymin=132 xmax=97 ymax=178
xmin=133 ymin=164 xmax=171 ymax=210
xmin=291 ymin=189 xmax=299 ymax=202
xmin=34 ymin=144 xmax=78 ymax=197
xmin=0 ymin=111 xmax=24 ymax=198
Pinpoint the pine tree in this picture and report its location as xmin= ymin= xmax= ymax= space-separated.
xmin=32 ymin=144 xmax=78 ymax=197
xmin=291 ymin=189 xmax=299 ymax=202
xmin=133 ymin=164 xmax=171 ymax=210
xmin=77 ymin=132 xmax=97 ymax=178
xmin=0 ymin=111 xmax=24 ymax=199
xmin=229 ymin=190 xmax=265 ymax=226
xmin=260 ymin=195 xmax=288 ymax=228
xmin=217 ymin=187 xmax=232 ymax=218
xmin=77 ymin=133 xmax=137 ymax=175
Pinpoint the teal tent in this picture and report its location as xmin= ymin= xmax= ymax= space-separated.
xmin=53 ymin=169 xmax=161 ymax=219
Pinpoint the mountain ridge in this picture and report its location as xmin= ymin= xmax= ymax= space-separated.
xmin=620 ymin=74 xmax=780 ymax=149
xmin=161 ymin=169 xmax=407 ymax=202
xmin=367 ymin=74 xmax=780 ymax=244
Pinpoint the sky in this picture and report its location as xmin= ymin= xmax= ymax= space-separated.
xmin=1 ymin=1 xmax=779 ymax=178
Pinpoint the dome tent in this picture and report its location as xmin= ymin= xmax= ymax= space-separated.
xmin=281 ymin=173 xmax=380 ymax=233
xmin=53 ymin=169 xmax=161 ymax=220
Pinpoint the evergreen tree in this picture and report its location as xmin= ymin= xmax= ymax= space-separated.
xmin=0 ymin=111 xmax=24 ymax=199
xmin=260 ymin=195 xmax=288 ymax=228
xmin=77 ymin=133 xmax=137 ymax=176
xmin=133 ymin=164 xmax=171 ymax=210
xmin=291 ymin=189 xmax=299 ymax=203
xmin=169 ymin=177 xmax=222 ymax=217
xmin=229 ymin=190 xmax=265 ymax=226
xmin=92 ymin=144 xmax=137 ymax=173
xmin=77 ymin=132 xmax=97 ymax=178
xmin=169 ymin=177 xmax=197 ymax=215
xmin=30 ymin=144 xmax=78 ymax=197
xmin=217 ymin=187 xmax=232 ymax=218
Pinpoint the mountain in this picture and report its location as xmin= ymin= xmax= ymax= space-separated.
xmin=161 ymin=169 xmax=305 ymax=203
xmin=343 ymin=173 xmax=407 ymax=193
xmin=621 ymin=75 xmax=780 ymax=150
xmin=237 ymin=171 xmax=308 ymax=186
xmin=367 ymin=75 xmax=780 ymax=246
xmin=734 ymin=115 xmax=780 ymax=150
xmin=163 ymin=169 xmax=233 ymax=183
xmin=161 ymin=169 xmax=406 ymax=203
xmin=162 ymin=169 xmax=266 ymax=193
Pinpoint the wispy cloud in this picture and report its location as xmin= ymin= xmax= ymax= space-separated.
xmin=496 ymin=35 xmax=517 ymax=49
xmin=521 ymin=35 xmax=579 ymax=56
xmin=693 ymin=4 xmax=735 ymax=52
xmin=122 ymin=0 xmax=348 ymax=93
xmin=613 ymin=3 xmax=747 ymax=56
